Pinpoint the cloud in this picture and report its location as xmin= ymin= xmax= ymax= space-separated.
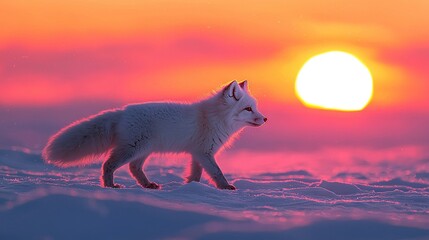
xmin=296 ymin=20 xmax=396 ymax=45
xmin=0 ymin=31 xmax=279 ymax=81
xmin=0 ymin=31 xmax=281 ymax=105
xmin=380 ymin=45 xmax=429 ymax=78
xmin=234 ymin=102 xmax=429 ymax=152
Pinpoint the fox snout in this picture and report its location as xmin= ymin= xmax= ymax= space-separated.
xmin=248 ymin=115 xmax=267 ymax=127
xmin=255 ymin=116 xmax=267 ymax=123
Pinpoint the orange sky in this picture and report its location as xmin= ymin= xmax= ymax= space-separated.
xmin=1 ymin=0 xmax=429 ymax=108
xmin=1 ymin=0 xmax=429 ymax=156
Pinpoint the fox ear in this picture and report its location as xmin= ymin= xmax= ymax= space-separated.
xmin=225 ymin=80 xmax=243 ymax=101
xmin=239 ymin=80 xmax=248 ymax=91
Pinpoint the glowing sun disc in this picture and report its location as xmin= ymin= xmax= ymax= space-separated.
xmin=295 ymin=51 xmax=373 ymax=111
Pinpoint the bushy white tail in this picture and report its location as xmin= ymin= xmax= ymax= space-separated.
xmin=42 ymin=109 xmax=122 ymax=167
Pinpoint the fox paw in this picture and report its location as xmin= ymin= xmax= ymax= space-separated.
xmin=219 ymin=184 xmax=236 ymax=190
xmin=144 ymin=182 xmax=160 ymax=189
xmin=104 ymin=183 xmax=124 ymax=189
xmin=185 ymin=178 xmax=201 ymax=183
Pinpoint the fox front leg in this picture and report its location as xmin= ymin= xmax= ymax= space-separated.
xmin=186 ymin=159 xmax=203 ymax=183
xmin=192 ymin=153 xmax=236 ymax=190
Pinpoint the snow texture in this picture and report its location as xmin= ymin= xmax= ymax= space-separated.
xmin=1 ymin=149 xmax=429 ymax=240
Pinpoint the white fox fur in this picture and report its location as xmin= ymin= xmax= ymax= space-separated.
xmin=43 ymin=80 xmax=266 ymax=190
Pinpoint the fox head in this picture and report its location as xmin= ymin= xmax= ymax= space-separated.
xmin=222 ymin=80 xmax=267 ymax=130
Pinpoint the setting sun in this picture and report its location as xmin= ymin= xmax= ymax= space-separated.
xmin=295 ymin=51 xmax=373 ymax=111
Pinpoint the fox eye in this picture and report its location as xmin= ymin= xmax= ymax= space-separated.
xmin=244 ymin=107 xmax=253 ymax=112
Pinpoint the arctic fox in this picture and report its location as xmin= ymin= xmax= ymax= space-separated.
xmin=43 ymin=80 xmax=267 ymax=190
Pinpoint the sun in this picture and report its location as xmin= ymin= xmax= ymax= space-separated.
xmin=295 ymin=51 xmax=373 ymax=111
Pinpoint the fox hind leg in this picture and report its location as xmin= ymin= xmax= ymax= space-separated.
xmin=129 ymin=155 xmax=159 ymax=189
xmin=186 ymin=159 xmax=202 ymax=183
xmin=102 ymin=146 xmax=136 ymax=188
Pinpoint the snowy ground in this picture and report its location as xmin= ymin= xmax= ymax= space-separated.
xmin=1 ymin=149 xmax=429 ymax=240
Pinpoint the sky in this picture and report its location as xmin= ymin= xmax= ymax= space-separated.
xmin=1 ymin=0 xmax=429 ymax=176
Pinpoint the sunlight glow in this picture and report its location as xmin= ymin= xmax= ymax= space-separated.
xmin=295 ymin=51 xmax=373 ymax=111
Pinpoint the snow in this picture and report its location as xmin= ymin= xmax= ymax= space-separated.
xmin=1 ymin=149 xmax=429 ymax=240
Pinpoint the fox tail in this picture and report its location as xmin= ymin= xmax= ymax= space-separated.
xmin=42 ymin=109 xmax=122 ymax=167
